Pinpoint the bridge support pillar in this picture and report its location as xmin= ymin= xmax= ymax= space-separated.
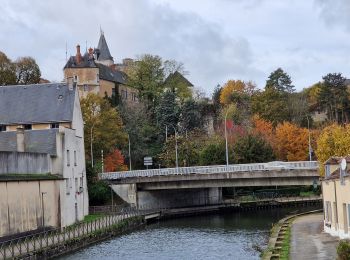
xmin=111 ymin=185 xmax=223 ymax=209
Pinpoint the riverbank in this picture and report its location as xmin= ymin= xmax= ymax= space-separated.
xmin=262 ymin=209 xmax=323 ymax=260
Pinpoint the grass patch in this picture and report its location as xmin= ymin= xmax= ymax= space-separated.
xmin=83 ymin=214 xmax=105 ymax=223
xmin=299 ymin=191 xmax=316 ymax=197
xmin=0 ymin=173 xmax=62 ymax=180
xmin=280 ymin=223 xmax=292 ymax=260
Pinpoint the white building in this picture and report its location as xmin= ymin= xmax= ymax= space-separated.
xmin=0 ymin=82 xmax=89 ymax=228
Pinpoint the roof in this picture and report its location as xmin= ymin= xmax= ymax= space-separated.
xmin=96 ymin=63 xmax=127 ymax=84
xmin=96 ymin=33 xmax=113 ymax=62
xmin=0 ymin=129 xmax=59 ymax=155
xmin=64 ymin=52 xmax=97 ymax=69
xmin=0 ymin=83 xmax=76 ymax=125
xmin=324 ymin=156 xmax=342 ymax=165
xmin=165 ymin=71 xmax=194 ymax=87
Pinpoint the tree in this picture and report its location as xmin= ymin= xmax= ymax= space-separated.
xmin=232 ymin=134 xmax=275 ymax=163
xmin=199 ymin=136 xmax=227 ymax=165
xmin=15 ymin=57 xmax=41 ymax=84
xmin=252 ymin=115 xmax=275 ymax=146
xmin=287 ymin=92 xmax=311 ymax=127
xmin=251 ymin=87 xmax=290 ymax=126
xmin=274 ymin=122 xmax=309 ymax=161
xmin=318 ymin=73 xmax=349 ymax=123
xmin=219 ymin=80 xmax=256 ymax=105
xmin=104 ymin=149 xmax=128 ymax=172
xmin=316 ymin=124 xmax=350 ymax=175
xmin=81 ymin=93 xmax=127 ymax=159
xmin=179 ymin=99 xmax=201 ymax=132
xmin=127 ymin=54 xmax=164 ymax=111
xmin=156 ymin=91 xmax=180 ymax=134
xmin=0 ymin=51 xmax=16 ymax=85
xmin=266 ymin=68 xmax=294 ymax=93
xmin=119 ymin=103 xmax=162 ymax=169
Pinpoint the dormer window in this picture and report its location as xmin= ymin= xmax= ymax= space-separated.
xmin=51 ymin=123 xmax=59 ymax=129
xmin=0 ymin=125 xmax=6 ymax=132
xmin=23 ymin=124 xmax=32 ymax=130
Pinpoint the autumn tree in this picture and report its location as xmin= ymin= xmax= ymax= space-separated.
xmin=316 ymin=124 xmax=350 ymax=175
xmin=15 ymin=57 xmax=41 ymax=84
xmin=252 ymin=115 xmax=275 ymax=146
xmin=0 ymin=51 xmax=16 ymax=85
xmin=274 ymin=122 xmax=309 ymax=161
xmin=104 ymin=149 xmax=128 ymax=172
xmin=219 ymin=80 xmax=256 ymax=105
xmin=81 ymin=93 xmax=127 ymax=160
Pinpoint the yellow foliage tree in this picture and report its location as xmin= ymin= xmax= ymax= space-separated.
xmin=316 ymin=124 xmax=350 ymax=175
xmin=219 ymin=80 xmax=256 ymax=105
xmin=275 ymin=122 xmax=309 ymax=161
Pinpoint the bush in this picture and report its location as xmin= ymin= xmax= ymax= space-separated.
xmin=337 ymin=240 xmax=350 ymax=260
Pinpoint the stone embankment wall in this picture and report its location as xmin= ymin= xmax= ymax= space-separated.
xmin=0 ymin=151 xmax=51 ymax=174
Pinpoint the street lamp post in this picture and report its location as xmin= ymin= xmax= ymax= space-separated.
xmin=128 ymin=134 xmax=132 ymax=171
xmin=224 ymin=110 xmax=229 ymax=167
xmin=306 ymin=115 xmax=312 ymax=161
xmin=90 ymin=122 xmax=96 ymax=168
xmin=166 ymin=125 xmax=178 ymax=168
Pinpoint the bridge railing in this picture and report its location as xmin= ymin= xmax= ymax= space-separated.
xmin=100 ymin=161 xmax=319 ymax=180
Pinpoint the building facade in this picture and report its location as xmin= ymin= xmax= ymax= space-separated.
xmin=322 ymin=156 xmax=350 ymax=238
xmin=63 ymin=32 xmax=138 ymax=104
xmin=0 ymin=83 xmax=89 ymax=236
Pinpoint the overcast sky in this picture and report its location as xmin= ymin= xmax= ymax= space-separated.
xmin=1 ymin=0 xmax=350 ymax=95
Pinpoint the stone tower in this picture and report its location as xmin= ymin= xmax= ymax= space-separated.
xmin=94 ymin=31 xmax=114 ymax=67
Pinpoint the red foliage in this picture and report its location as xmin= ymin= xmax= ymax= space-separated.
xmin=104 ymin=149 xmax=128 ymax=172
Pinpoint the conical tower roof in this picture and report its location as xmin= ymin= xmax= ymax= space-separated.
xmin=96 ymin=32 xmax=113 ymax=62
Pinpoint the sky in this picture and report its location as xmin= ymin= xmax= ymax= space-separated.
xmin=1 ymin=0 xmax=350 ymax=95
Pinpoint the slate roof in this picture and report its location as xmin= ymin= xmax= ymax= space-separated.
xmin=96 ymin=63 xmax=127 ymax=84
xmin=96 ymin=33 xmax=113 ymax=62
xmin=64 ymin=52 xmax=97 ymax=69
xmin=0 ymin=83 xmax=76 ymax=125
xmin=0 ymin=129 xmax=58 ymax=155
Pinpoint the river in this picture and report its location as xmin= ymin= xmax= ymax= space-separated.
xmin=62 ymin=206 xmax=319 ymax=260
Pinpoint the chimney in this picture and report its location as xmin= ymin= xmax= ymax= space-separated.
xmin=16 ymin=127 xmax=25 ymax=152
xmin=76 ymin=44 xmax=82 ymax=64
xmin=88 ymin=47 xmax=93 ymax=56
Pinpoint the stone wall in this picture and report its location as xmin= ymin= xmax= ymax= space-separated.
xmin=0 ymin=151 xmax=51 ymax=174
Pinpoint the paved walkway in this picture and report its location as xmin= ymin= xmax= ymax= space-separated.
xmin=290 ymin=213 xmax=338 ymax=260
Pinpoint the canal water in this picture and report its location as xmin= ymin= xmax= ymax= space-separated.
xmin=63 ymin=206 xmax=319 ymax=260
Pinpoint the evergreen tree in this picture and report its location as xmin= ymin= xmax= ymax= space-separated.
xmin=266 ymin=68 xmax=294 ymax=93
xmin=156 ymin=91 xmax=180 ymax=135
xmin=179 ymin=99 xmax=201 ymax=132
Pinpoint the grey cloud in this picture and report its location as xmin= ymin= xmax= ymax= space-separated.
xmin=315 ymin=0 xmax=350 ymax=31
xmin=0 ymin=0 xmax=261 ymax=94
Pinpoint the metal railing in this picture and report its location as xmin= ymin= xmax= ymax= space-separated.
xmin=101 ymin=161 xmax=319 ymax=180
xmin=0 ymin=208 xmax=156 ymax=260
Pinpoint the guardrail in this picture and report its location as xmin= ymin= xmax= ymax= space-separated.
xmin=101 ymin=161 xmax=319 ymax=180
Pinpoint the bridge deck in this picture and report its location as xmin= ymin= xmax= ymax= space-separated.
xmin=100 ymin=161 xmax=319 ymax=181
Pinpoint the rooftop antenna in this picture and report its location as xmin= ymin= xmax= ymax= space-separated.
xmin=85 ymin=40 xmax=87 ymax=52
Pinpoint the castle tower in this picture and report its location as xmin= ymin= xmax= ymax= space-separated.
xmin=94 ymin=31 xmax=114 ymax=67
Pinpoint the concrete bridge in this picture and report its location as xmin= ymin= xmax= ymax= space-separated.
xmin=100 ymin=161 xmax=320 ymax=209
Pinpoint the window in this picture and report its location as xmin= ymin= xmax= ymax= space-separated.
xmin=334 ymin=202 xmax=338 ymax=224
xmin=0 ymin=125 xmax=6 ymax=132
xmin=74 ymin=151 xmax=77 ymax=166
xmin=75 ymin=178 xmax=79 ymax=192
xmin=325 ymin=201 xmax=332 ymax=223
xmin=74 ymin=75 xmax=78 ymax=82
xmin=67 ymin=150 xmax=70 ymax=166
xmin=112 ymin=88 xmax=116 ymax=97
xmin=83 ymin=84 xmax=88 ymax=91
xmin=325 ymin=165 xmax=330 ymax=178
xmin=97 ymin=74 xmax=99 ymax=83
xmin=121 ymin=89 xmax=128 ymax=100
xmin=66 ymin=179 xmax=70 ymax=195
xmin=80 ymin=177 xmax=83 ymax=188
xmin=51 ymin=123 xmax=59 ymax=129
xmin=131 ymin=93 xmax=137 ymax=102
xmin=23 ymin=124 xmax=32 ymax=130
